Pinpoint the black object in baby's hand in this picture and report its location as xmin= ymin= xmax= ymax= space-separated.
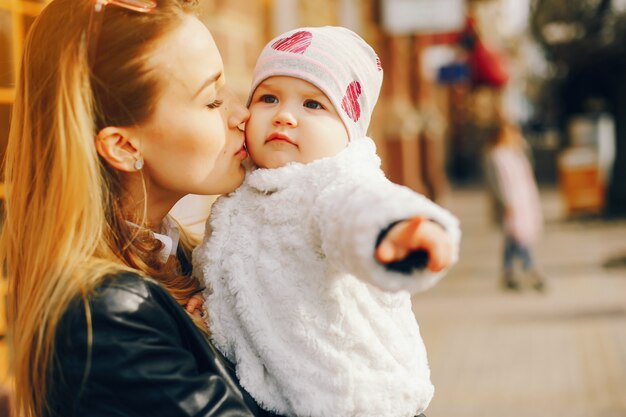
xmin=384 ymin=249 xmax=429 ymax=275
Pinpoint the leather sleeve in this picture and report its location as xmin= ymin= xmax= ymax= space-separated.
xmin=50 ymin=273 xmax=259 ymax=417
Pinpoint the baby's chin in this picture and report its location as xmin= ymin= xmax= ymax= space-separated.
xmin=249 ymin=152 xmax=298 ymax=170
xmin=249 ymin=145 xmax=347 ymax=169
xmin=255 ymin=160 xmax=292 ymax=169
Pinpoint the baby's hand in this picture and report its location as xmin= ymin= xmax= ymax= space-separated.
xmin=185 ymin=293 xmax=205 ymax=319
xmin=375 ymin=217 xmax=454 ymax=272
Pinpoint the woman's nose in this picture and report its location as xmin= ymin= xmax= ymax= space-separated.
xmin=273 ymin=110 xmax=297 ymax=127
xmin=225 ymin=89 xmax=250 ymax=129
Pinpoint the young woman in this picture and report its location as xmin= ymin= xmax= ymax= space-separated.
xmin=1 ymin=0 xmax=277 ymax=416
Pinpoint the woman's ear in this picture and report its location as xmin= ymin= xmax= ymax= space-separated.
xmin=95 ymin=127 xmax=142 ymax=172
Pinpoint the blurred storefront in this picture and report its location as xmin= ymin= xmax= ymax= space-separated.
xmin=530 ymin=0 xmax=626 ymax=216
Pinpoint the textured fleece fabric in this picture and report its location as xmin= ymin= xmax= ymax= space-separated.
xmin=193 ymin=138 xmax=461 ymax=417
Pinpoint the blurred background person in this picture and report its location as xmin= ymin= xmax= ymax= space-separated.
xmin=483 ymin=115 xmax=546 ymax=291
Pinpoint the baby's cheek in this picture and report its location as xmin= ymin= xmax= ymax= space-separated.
xmin=317 ymin=138 xmax=347 ymax=160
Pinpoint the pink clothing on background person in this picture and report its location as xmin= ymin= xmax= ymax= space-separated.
xmin=490 ymin=146 xmax=543 ymax=244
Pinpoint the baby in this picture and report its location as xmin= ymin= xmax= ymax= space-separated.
xmin=193 ymin=26 xmax=461 ymax=417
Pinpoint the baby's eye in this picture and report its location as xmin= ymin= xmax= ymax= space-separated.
xmin=304 ymin=100 xmax=324 ymax=110
xmin=260 ymin=94 xmax=278 ymax=104
xmin=304 ymin=100 xmax=323 ymax=110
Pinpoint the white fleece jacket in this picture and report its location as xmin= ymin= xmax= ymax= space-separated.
xmin=193 ymin=137 xmax=461 ymax=417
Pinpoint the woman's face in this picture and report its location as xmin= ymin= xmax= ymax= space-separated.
xmin=130 ymin=15 xmax=249 ymax=201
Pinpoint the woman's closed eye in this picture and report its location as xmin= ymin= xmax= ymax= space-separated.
xmin=206 ymin=99 xmax=223 ymax=109
xmin=260 ymin=94 xmax=278 ymax=104
xmin=303 ymin=99 xmax=324 ymax=110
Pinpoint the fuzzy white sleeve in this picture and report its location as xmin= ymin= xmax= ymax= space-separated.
xmin=312 ymin=173 xmax=461 ymax=294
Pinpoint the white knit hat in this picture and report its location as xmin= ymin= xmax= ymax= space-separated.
xmin=247 ymin=26 xmax=383 ymax=141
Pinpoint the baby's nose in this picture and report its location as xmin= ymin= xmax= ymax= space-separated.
xmin=273 ymin=111 xmax=297 ymax=127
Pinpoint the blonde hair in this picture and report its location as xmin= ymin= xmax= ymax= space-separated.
xmin=0 ymin=0 xmax=202 ymax=416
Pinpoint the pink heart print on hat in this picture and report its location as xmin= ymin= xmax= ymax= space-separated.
xmin=271 ymin=30 xmax=312 ymax=54
xmin=341 ymin=81 xmax=362 ymax=122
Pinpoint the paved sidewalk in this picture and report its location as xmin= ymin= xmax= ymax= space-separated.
xmin=412 ymin=187 xmax=626 ymax=417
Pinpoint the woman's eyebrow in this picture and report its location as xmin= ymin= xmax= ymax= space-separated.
xmin=192 ymin=71 xmax=222 ymax=99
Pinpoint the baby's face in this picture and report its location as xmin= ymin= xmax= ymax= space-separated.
xmin=245 ymin=76 xmax=349 ymax=169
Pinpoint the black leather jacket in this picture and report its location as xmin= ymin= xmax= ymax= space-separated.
xmin=47 ymin=272 xmax=282 ymax=417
